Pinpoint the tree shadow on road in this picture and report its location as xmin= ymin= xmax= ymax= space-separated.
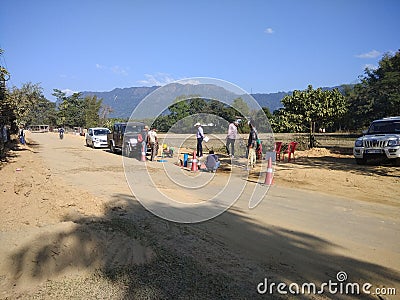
xmin=7 ymin=193 xmax=400 ymax=299
xmin=0 ymin=139 xmax=37 ymax=169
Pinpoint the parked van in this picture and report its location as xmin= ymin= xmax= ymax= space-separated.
xmin=86 ymin=127 xmax=111 ymax=148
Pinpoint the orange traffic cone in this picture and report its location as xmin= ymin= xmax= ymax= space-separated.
xmin=191 ymin=151 xmax=198 ymax=172
xmin=141 ymin=144 xmax=146 ymax=162
xmin=264 ymin=157 xmax=273 ymax=185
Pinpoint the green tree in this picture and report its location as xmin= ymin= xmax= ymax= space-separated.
xmin=1 ymin=49 xmax=13 ymax=130
xmin=209 ymin=99 xmax=236 ymax=122
xmin=0 ymin=49 xmax=10 ymax=105
xmin=6 ymin=82 xmax=47 ymax=127
xmin=187 ymin=97 xmax=208 ymax=115
xmin=53 ymin=89 xmax=85 ymax=127
xmin=344 ymin=50 xmax=400 ymax=130
xmin=232 ymin=97 xmax=250 ymax=117
xmin=53 ymin=90 xmax=105 ymax=128
xmin=83 ymin=95 xmax=102 ymax=128
xmin=30 ymin=98 xmax=57 ymax=126
xmin=278 ymin=85 xmax=347 ymax=147
xmin=169 ymin=95 xmax=191 ymax=120
xmin=270 ymin=108 xmax=305 ymax=133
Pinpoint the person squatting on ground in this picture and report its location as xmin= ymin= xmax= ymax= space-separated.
xmin=162 ymin=143 xmax=174 ymax=157
xmin=247 ymin=122 xmax=258 ymax=169
xmin=205 ymin=150 xmax=220 ymax=172
xmin=195 ymin=122 xmax=204 ymax=157
xmin=226 ymin=120 xmax=238 ymax=157
xmin=148 ymin=127 xmax=158 ymax=161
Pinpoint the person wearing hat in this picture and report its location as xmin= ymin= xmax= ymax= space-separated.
xmin=194 ymin=122 xmax=204 ymax=157
xmin=226 ymin=120 xmax=238 ymax=158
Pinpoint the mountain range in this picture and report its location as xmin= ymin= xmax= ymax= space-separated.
xmin=82 ymin=83 xmax=346 ymax=119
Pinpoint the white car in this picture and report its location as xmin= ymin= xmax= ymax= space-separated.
xmin=85 ymin=127 xmax=110 ymax=148
xmin=353 ymin=116 xmax=400 ymax=165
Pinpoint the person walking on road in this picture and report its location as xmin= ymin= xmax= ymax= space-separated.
xmin=195 ymin=122 xmax=204 ymax=157
xmin=226 ymin=120 xmax=238 ymax=157
xmin=19 ymin=126 xmax=26 ymax=145
xmin=247 ymin=122 xmax=258 ymax=170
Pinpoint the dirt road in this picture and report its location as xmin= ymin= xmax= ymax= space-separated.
xmin=1 ymin=132 xmax=399 ymax=299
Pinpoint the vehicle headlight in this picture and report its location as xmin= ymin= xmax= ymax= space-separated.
xmin=94 ymin=137 xmax=100 ymax=142
xmin=355 ymin=139 xmax=363 ymax=147
xmin=388 ymin=139 xmax=400 ymax=147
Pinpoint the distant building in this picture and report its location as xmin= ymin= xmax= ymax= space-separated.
xmin=28 ymin=125 xmax=50 ymax=133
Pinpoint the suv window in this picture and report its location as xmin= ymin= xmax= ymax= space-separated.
xmin=122 ymin=124 xmax=144 ymax=134
xmin=368 ymin=121 xmax=400 ymax=134
xmin=93 ymin=129 xmax=110 ymax=135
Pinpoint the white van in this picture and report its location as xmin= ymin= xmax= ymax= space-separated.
xmin=85 ymin=127 xmax=111 ymax=148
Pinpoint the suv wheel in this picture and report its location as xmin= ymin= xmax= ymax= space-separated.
xmin=356 ymin=158 xmax=367 ymax=165
xmin=122 ymin=146 xmax=129 ymax=157
xmin=392 ymin=158 xmax=400 ymax=167
xmin=110 ymin=142 xmax=116 ymax=153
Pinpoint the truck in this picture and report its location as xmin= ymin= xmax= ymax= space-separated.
xmin=107 ymin=122 xmax=146 ymax=158
xmin=353 ymin=116 xmax=400 ymax=165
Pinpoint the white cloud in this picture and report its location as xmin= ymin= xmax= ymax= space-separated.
xmin=356 ymin=50 xmax=382 ymax=59
xmin=264 ymin=27 xmax=274 ymax=34
xmin=178 ymin=79 xmax=201 ymax=85
xmin=95 ymin=63 xmax=129 ymax=75
xmin=138 ymin=73 xmax=177 ymax=86
xmin=61 ymin=88 xmax=78 ymax=96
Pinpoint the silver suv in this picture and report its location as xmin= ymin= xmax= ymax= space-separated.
xmin=353 ymin=116 xmax=400 ymax=165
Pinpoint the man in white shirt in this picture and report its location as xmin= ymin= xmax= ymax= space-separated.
xmin=194 ymin=122 xmax=204 ymax=157
xmin=226 ymin=120 xmax=238 ymax=157
xmin=148 ymin=128 xmax=158 ymax=161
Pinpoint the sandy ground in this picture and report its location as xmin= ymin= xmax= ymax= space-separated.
xmin=0 ymin=132 xmax=399 ymax=299
xmin=274 ymin=147 xmax=400 ymax=207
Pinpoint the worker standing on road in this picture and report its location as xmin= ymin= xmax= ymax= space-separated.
xmin=19 ymin=126 xmax=26 ymax=144
xmin=141 ymin=125 xmax=149 ymax=159
xmin=226 ymin=120 xmax=238 ymax=157
xmin=148 ymin=127 xmax=158 ymax=161
xmin=195 ymin=122 xmax=204 ymax=157
xmin=247 ymin=122 xmax=258 ymax=170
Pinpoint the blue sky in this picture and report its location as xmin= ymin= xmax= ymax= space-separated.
xmin=1 ymin=0 xmax=399 ymax=101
